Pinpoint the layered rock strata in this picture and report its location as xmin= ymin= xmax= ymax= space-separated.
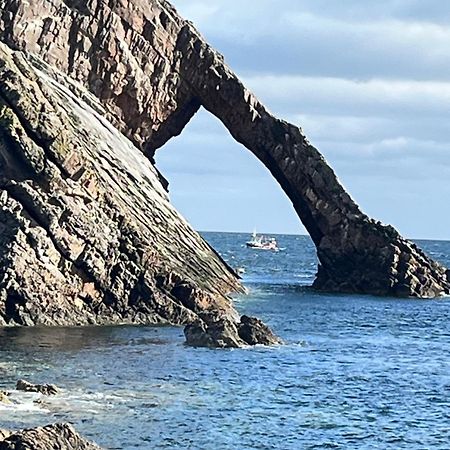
xmin=1 ymin=0 xmax=448 ymax=298
xmin=0 ymin=423 xmax=102 ymax=450
xmin=0 ymin=40 xmax=278 ymax=346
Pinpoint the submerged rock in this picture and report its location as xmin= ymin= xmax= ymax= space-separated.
xmin=16 ymin=379 xmax=59 ymax=396
xmin=0 ymin=423 xmax=101 ymax=449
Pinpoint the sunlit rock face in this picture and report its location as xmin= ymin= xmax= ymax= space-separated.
xmin=0 ymin=42 xmax=241 ymax=331
xmin=0 ymin=0 xmax=448 ymax=323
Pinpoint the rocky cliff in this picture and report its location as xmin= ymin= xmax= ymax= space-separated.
xmin=0 ymin=40 xmax=222 ymax=324
xmin=0 ymin=0 xmax=448 ymax=338
xmin=0 ymin=41 xmax=280 ymax=347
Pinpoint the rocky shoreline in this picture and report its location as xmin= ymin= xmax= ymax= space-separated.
xmin=1 ymin=380 xmax=101 ymax=449
xmin=0 ymin=40 xmax=278 ymax=347
xmin=0 ymin=423 xmax=102 ymax=450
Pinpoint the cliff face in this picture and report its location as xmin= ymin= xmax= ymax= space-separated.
xmin=0 ymin=0 xmax=448 ymax=314
xmin=0 ymin=42 xmax=242 ymax=330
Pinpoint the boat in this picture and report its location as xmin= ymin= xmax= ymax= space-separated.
xmin=246 ymin=231 xmax=279 ymax=251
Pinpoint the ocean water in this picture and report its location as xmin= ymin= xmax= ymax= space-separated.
xmin=1 ymin=232 xmax=450 ymax=449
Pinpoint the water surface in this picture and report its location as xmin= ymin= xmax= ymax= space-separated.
xmin=1 ymin=233 xmax=449 ymax=449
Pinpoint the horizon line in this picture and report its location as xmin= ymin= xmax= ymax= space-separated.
xmin=197 ymin=230 xmax=450 ymax=242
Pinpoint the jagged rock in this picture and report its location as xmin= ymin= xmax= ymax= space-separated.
xmin=0 ymin=0 xmax=447 ymax=298
xmin=0 ymin=22 xmax=276 ymax=347
xmin=184 ymin=315 xmax=281 ymax=348
xmin=16 ymin=379 xmax=59 ymax=395
xmin=0 ymin=431 xmax=10 ymax=441
xmin=0 ymin=40 xmax=245 ymax=337
xmin=238 ymin=315 xmax=283 ymax=346
xmin=0 ymin=423 xmax=102 ymax=449
xmin=185 ymin=317 xmax=245 ymax=349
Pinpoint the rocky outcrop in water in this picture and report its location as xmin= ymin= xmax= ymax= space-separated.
xmin=0 ymin=423 xmax=102 ymax=450
xmin=185 ymin=315 xmax=282 ymax=348
xmin=0 ymin=41 xmax=242 ymax=332
xmin=16 ymin=379 xmax=59 ymax=395
xmin=1 ymin=0 xmax=448 ymax=299
xmin=0 ymin=392 xmax=10 ymax=404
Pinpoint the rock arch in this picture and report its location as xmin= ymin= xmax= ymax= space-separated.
xmin=1 ymin=0 xmax=449 ymax=297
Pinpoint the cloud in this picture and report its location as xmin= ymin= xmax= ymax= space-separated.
xmin=164 ymin=0 xmax=450 ymax=239
xmin=173 ymin=0 xmax=450 ymax=81
xmin=244 ymin=75 xmax=450 ymax=118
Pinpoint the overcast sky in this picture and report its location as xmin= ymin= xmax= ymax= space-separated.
xmin=156 ymin=0 xmax=450 ymax=240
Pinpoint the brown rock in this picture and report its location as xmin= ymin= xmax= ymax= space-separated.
xmin=0 ymin=423 xmax=101 ymax=449
xmin=0 ymin=41 xmax=243 ymax=337
xmin=238 ymin=315 xmax=283 ymax=346
xmin=184 ymin=315 xmax=281 ymax=348
xmin=184 ymin=317 xmax=246 ymax=349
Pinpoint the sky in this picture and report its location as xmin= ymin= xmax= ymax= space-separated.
xmin=156 ymin=0 xmax=450 ymax=240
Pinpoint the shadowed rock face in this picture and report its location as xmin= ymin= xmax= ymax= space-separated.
xmin=0 ymin=0 xmax=449 ymax=299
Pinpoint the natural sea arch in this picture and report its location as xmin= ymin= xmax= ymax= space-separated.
xmin=3 ymin=0 xmax=448 ymax=298
xmin=142 ymin=23 xmax=449 ymax=298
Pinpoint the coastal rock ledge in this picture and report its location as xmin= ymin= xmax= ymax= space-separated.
xmin=0 ymin=0 xmax=448 ymax=345
xmin=0 ymin=423 xmax=102 ymax=449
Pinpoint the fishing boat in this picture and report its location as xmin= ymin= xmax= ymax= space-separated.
xmin=246 ymin=231 xmax=279 ymax=251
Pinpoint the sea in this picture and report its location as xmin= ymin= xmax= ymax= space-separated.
xmin=1 ymin=232 xmax=450 ymax=449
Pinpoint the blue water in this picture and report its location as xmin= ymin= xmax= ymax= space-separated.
xmin=1 ymin=233 xmax=450 ymax=449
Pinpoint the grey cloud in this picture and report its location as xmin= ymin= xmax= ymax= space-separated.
xmin=173 ymin=0 xmax=450 ymax=81
xmin=243 ymin=75 xmax=450 ymax=120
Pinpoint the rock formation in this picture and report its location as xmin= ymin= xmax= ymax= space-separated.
xmin=0 ymin=423 xmax=102 ymax=449
xmin=0 ymin=431 xmax=10 ymax=442
xmin=184 ymin=315 xmax=282 ymax=348
xmin=0 ymin=392 xmax=10 ymax=404
xmin=0 ymin=0 xmax=447 ymax=347
xmin=0 ymin=40 xmax=277 ymax=347
xmin=16 ymin=379 xmax=59 ymax=395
